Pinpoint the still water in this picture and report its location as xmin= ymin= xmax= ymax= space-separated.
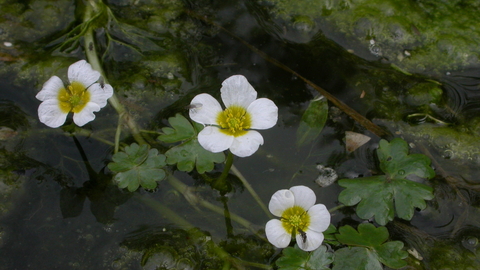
xmin=1 ymin=0 xmax=480 ymax=269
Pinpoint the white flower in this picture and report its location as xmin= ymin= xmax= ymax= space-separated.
xmin=36 ymin=60 xmax=113 ymax=128
xmin=265 ymin=185 xmax=331 ymax=251
xmin=189 ymin=75 xmax=278 ymax=157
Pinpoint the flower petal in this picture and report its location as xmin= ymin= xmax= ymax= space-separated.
xmin=265 ymin=219 xmax=291 ymax=248
xmin=36 ymin=76 xmax=64 ymax=101
xmin=73 ymin=102 xmax=101 ymax=126
xmin=197 ymin=126 xmax=233 ymax=153
xmin=290 ymin=186 xmax=316 ymax=210
xmin=68 ymin=60 xmax=100 ymax=87
xmin=189 ymin=94 xmax=223 ymax=125
xmin=307 ymin=204 xmax=331 ymax=233
xmin=87 ymin=83 xmax=113 ymax=108
xmin=296 ymin=230 xmax=324 ymax=251
xmin=38 ymin=99 xmax=68 ymax=128
xmin=247 ymin=98 xmax=278 ymax=129
xmin=229 ymin=130 xmax=264 ymax=157
xmin=269 ymin=189 xmax=295 ymax=217
xmin=221 ymin=75 xmax=257 ymax=108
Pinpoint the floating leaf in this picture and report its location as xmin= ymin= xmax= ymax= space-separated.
xmin=338 ymin=138 xmax=434 ymax=225
xmin=165 ymin=138 xmax=225 ymax=174
xmin=276 ymin=245 xmax=333 ymax=270
xmin=377 ymin=138 xmax=435 ymax=180
xmin=108 ymin=143 xmax=166 ymax=192
xmin=158 ymin=114 xmax=196 ymax=143
xmin=158 ymin=114 xmax=225 ymax=173
xmin=296 ymin=96 xmax=328 ymax=147
xmin=334 ymin=224 xmax=407 ymax=269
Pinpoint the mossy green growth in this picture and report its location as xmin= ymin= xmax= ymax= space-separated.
xmin=264 ymin=0 xmax=480 ymax=73
xmin=393 ymin=121 xmax=480 ymax=165
xmin=427 ymin=240 xmax=480 ymax=270
xmin=0 ymin=0 xmax=75 ymax=43
xmin=405 ymin=82 xmax=443 ymax=108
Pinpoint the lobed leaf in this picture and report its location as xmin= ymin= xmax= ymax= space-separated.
xmin=165 ymin=138 xmax=225 ymax=174
xmin=338 ymin=138 xmax=434 ymax=225
xmin=338 ymin=175 xmax=433 ymax=225
xmin=158 ymin=114 xmax=225 ymax=173
xmin=108 ymin=143 xmax=167 ymax=192
xmin=377 ymin=138 xmax=435 ymax=180
xmin=334 ymin=224 xmax=407 ymax=269
xmin=158 ymin=114 xmax=196 ymax=143
xmin=276 ymin=245 xmax=333 ymax=270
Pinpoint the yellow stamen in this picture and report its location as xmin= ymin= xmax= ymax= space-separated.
xmin=216 ymin=105 xmax=252 ymax=136
xmin=281 ymin=205 xmax=310 ymax=236
xmin=57 ymin=81 xmax=91 ymax=113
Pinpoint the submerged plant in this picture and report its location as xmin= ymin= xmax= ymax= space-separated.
xmin=35 ymin=60 xmax=113 ymax=128
xmin=265 ymin=185 xmax=331 ymax=251
xmin=189 ymin=75 xmax=278 ymax=157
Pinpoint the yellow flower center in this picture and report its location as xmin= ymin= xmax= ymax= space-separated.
xmin=58 ymin=81 xmax=91 ymax=113
xmin=281 ymin=205 xmax=310 ymax=236
xmin=216 ymin=105 xmax=251 ymax=136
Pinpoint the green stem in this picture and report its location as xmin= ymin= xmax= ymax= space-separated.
xmin=114 ymin=113 xmax=122 ymax=153
xmin=167 ymin=175 xmax=264 ymax=238
xmin=135 ymin=194 xmax=247 ymax=269
xmin=221 ymin=196 xmax=234 ymax=237
xmin=231 ymin=165 xmax=272 ymax=219
xmin=213 ymin=151 xmax=234 ymax=194
xmin=328 ymin=204 xmax=346 ymax=213
xmin=219 ymin=151 xmax=234 ymax=181
xmin=71 ymin=127 xmax=115 ymax=146
xmin=82 ymin=0 xmax=146 ymax=146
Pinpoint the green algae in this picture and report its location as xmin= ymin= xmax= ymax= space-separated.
xmin=263 ymin=0 xmax=480 ymax=73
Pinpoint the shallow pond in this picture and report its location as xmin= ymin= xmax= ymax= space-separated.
xmin=1 ymin=0 xmax=480 ymax=269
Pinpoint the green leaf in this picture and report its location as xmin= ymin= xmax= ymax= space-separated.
xmin=276 ymin=245 xmax=333 ymax=270
xmin=334 ymin=224 xmax=407 ymax=269
xmin=108 ymin=143 xmax=167 ymax=192
xmin=323 ymin=224 xmax=340 ymax=245
xmin=296 ymin=96 xmax=328 ymax=147
xmin=158 ymin=114 xmax=225 ymax=173
xmin=338 ymin=175 xmax=433 ymax=225
xmin=165 ymin=138 xmax=225 ymax=174
xmin=158 ymin=114 xmax=197 ymax=143
xmin=377 ymin=138 xmax=435 ymax=180
xmin=338 ymin=138 xmax=434 ymax=225
xmin=333 ymin=247 xmax=382 ymax=270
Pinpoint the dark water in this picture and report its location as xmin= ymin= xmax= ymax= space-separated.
xmin=1 ymin=0 xmax=480 ymax=269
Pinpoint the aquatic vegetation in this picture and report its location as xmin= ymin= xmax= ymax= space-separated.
xmin=108 ymin=143 xmax=166 ymax=192
xmin=339 ymin=138 xmax=435 ymax=225
xmin=276 ymin=245 xmax=333 ymax=270
xmin=263 ymin=0 xmax=480 ymax=73
xmin=158 ymin=113 xmax=225 ymax=174
xmin=189 ymin=75 xmax=278 ymax=157
xmin=35 ymin=60 xmax=113 ymax=127
xmin=4 ymin=0 xmax=480 ymax=269
xmin=265 ymin=185 xmax=331 ymax=251
xmin=332 ymin=224 xmax=408 ymax=269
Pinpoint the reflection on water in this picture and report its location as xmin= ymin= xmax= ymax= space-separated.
xmin=1 ymin=0 xmax=480 ymax=269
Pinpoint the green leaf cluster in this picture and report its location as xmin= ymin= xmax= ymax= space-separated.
xmin=333 ymin=223 xmax=407 ymax=270
xmin=275 ymin=223 xmax=407 ymax=270
xmin=108 ymin=143 xmax=166 ymax=192
xmin=276 ymin=245 xmax=333 ymax=270
xmin=158 ymin=114 xmax=225 ymax=174
xmin=338 ymin=138 xmax=434 ymax=225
